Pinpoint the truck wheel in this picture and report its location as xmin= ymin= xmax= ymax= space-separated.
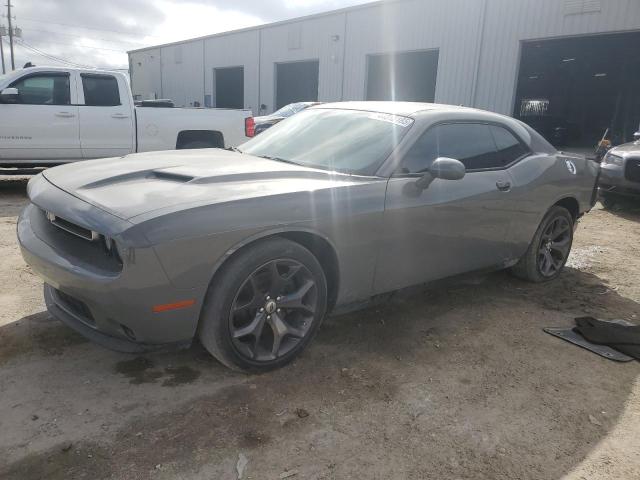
xmin=182 ymin=141 xmax=214 ymax=149
xmin=510 ymin=206 xmax=574 ymax=283
xmin=198 ymin=238 xmax=328 ymax=372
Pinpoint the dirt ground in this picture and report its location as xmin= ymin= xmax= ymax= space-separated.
xmin=1 ymin=176 xmax=639 ymax=480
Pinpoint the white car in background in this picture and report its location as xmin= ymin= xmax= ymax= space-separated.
xmin=0 ymin=66 xmax=254 ymax=168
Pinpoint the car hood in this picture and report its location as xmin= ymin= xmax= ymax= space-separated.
xmin=42 ymin=149 xmax=364 ymax=221
xmin=611 ymin=141 xmax=640 ymax=157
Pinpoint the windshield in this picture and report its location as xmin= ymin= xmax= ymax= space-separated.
xmin=271 ymin=103 xmax=308 ymax=118
xmin=238 ymin=108 xmax=414 ymax=175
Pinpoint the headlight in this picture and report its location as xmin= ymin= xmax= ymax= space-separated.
xmin=102 ymin=235 xmax=121 ymax=262
xmin=103 ymin=235 xmax=114 ymax=252
xmin=603 ymin=153 xmax=624 ymax=166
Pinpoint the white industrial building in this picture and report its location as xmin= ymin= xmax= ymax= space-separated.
xmin=128 ymin=0 xmax=640 ymax=146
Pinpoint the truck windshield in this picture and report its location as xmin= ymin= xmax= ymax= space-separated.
xmin=238 ymin=108 xmax=414 ymax=175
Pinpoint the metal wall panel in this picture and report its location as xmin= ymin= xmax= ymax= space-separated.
xmin=159 ymin=41 xmax=205 ymax=107
xmin=474 ymin=0 xmax=640 ymax=115
xmin=128 ymin=0 xmax=640 ymax=116
xmin=129 ymin=49 xmax=162 ymax=101
xmin=204 ymin=30 xmax=260 ymax=114
xmin=343 ymin=0 xmax=485 ymax=107
xmin=259 ymin=14 xmax=346 ymax=114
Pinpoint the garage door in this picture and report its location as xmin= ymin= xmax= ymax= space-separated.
xmin=215 ymin=66 xmax=244 ymax=109
xmin=275 ymin=60 xmax=319 ymax=110
xmin=515 ymin=32 xmax=640 ymax=148
xmin=366 ymin=50 xmax=439 ymax=103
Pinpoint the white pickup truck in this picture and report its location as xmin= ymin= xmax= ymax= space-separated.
xmin=0 ymin=66 xmax=255 ymax=168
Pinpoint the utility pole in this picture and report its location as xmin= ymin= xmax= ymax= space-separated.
xmin=6 ymin=0 xmax=14 ymax=70
xmin=0 ymin=25 xmax=6 ymax=74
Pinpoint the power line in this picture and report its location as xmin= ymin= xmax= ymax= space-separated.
xmin=18 ymin=17 xmax=162 ymax=39
xmin=14 ymin=39 xmax=94 ymax=68
xmin=13 ymin=39 xmax=128 ymax=71
xmin=20 ymin=27 xmax=147 ymax=47
xmin=28 ymin=38 xmax=127 ymax=53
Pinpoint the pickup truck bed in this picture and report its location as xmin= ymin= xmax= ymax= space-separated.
xmin=0 ymin=66 xmax=254 ymax=168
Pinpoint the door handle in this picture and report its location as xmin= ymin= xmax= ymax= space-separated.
xmin=496 ymin=180 xmax=512 ymax=192
xmin=111 ymin=113 xmax=130 ymax=119
xmin=55 ymin=112 xmax=75 ymax=118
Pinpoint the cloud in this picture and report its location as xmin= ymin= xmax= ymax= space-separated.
xmin=2 ymin=0 xmax=372 ymax=71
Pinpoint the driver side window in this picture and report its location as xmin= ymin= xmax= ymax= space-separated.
xmin=400 ymin=123 xmax=521 ymax=174
xmin=9 ymin=74 xmax=70 ymax=106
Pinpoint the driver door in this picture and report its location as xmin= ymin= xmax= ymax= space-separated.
xmin=0 ymin=71 xmax=81 ymax=163
xmin=374 ymin=122 xmax=520 ymax=294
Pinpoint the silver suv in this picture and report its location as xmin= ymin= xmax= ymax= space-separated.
xmin=599 ymin=131 xmax=640 ymax=208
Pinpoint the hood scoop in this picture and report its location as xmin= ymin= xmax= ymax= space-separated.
xmin=150 ymin=170 xmax=195 ymax=183
xmin=78 ymin=167 xmax=194 ymax=190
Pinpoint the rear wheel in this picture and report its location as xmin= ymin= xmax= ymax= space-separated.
xmin=198 ymin=238 xmax=327 ymax=372
xmin=510 ymin=206 xmax=574 ymax=283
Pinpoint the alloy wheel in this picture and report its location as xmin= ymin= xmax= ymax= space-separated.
xmin=229 ymin=259 xmax=318 ymax=362
xmin=537 ymin=216 xmax=572 ymax=278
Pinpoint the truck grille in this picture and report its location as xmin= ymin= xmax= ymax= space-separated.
xmin=626 ymin=158 xmax=640 ymax=183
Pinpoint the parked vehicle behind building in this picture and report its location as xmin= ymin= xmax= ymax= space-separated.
xmin=18 ymin=102 xmax=600 ymax=372
xmin=599 ymin=131 xmax=640 ymax=208
xmin=254 ymin=102 xmax=322 ymax=135
xmin=0 ymin=67 xmax=254 ymax=168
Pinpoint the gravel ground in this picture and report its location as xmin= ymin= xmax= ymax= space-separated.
xmin=0 ymin=175 xmax=639 ymax=480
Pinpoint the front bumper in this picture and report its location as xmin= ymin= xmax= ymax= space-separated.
xmin=43 ymin=284 xmax=186 ymax=353
xmin=599 ymin=163 xmax=640 ymax=197
xmin=18 ymin=201 xmax=204 ymax=352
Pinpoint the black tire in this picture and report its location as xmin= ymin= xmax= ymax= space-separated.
xmin=510 ymin=206 xmax=574 ymax=283
xmin=182 ymin=141 xmax=215 ymax=149
xmin=198 ymin=237 xmax=328 ymax=372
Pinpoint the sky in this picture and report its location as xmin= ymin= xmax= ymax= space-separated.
xmin=0 ymin=0 xmax=373 ymax=72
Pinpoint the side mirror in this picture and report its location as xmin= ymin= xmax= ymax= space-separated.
xmin=415 ymin=157 xmax=466 ymax=190
xmin=0 ymin=87 xmax=19 ymax=104
xmin=634 ymin=131 xmax=640 ymax=141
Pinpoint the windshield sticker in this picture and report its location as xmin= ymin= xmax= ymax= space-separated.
xmin=367 ymin=113 xmax=413 ymax=127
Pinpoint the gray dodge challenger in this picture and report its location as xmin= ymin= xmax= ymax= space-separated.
xmin=18 ymin=102 xmax=600 ymax=371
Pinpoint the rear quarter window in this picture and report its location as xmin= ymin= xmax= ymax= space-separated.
xmin=489 ymin=125 xmax=529 ymax=166
xmin=82 ymin=74 xmax=121 ymax=107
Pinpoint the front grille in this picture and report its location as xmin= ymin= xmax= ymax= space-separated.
xmin=32 ymin=209 xmax=123 ymax=274
xmin=626 ymin=158 xmax=640 ymax=183
xmin=46 ymin=212 xmax=99 ymax=241
xmin=55 ymin=289 xmax=96 ymax=326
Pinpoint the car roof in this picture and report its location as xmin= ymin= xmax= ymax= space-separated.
xmin=1 ymin=65 xmax=127 ymax=81
xmin=314 ymin=101 xmax=556 ymax=156
xmin=316 ymin=101 xmax=478 ymax=117
xmin=314 ymin=101 xmax=527 ymax=130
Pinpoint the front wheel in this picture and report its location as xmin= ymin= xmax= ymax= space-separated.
xmin=510 ymin=206 xmax=574 ymax=283
xmin=198 ymin=238 xmax=327 ymax=372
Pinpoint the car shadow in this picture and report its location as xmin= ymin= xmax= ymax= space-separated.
xmin=0 ymin=176 xmax=29 ymax=218
xmin=599 ymin=198 xmax=640 ymax=222
xmin=1 ymin=268 xmax=638 ymax=479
